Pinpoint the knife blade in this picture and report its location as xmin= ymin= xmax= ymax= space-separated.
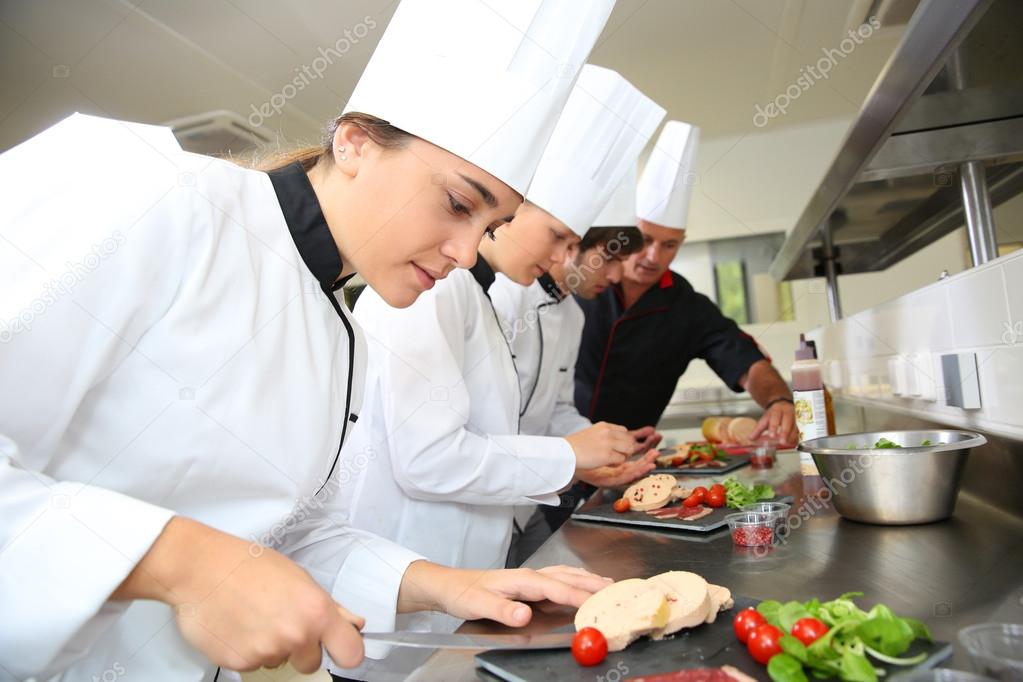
xmin=361 ymin=631 xmax=575 ymax=650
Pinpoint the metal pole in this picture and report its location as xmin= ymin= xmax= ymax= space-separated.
xmin=960 ymin=160 xmax=999 ymax=266
xmin=947 ymin=47 xmax=999 ymax=266
xmin=822 ymin=222 xmax=842 ymax=322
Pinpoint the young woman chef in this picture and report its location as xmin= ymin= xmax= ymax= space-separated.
xmin=0 ymin=1 xmax=619 ymax=680
xmin=336 ymin=66 xmax=662 ymax=675
xmin=492 ymin=166 xmax=667 ymax=566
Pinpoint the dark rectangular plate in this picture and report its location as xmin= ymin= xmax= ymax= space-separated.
xmin=475 ymin=596 xmax=952 ymax=682
xmin=572 ymin=495 xmax=794 ymax=533
xmin=652 ymin=453 xmax=751 ymax=475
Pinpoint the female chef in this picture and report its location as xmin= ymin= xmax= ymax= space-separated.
xmin=0 ymin=1 xmax=617 ymax=680
xmin=339 ymin=66 xmax=663 ymax=648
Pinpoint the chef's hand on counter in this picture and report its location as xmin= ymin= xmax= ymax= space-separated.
xmin=397 ymin=562 xmax=612 ymax=626
xmin=565 ymin=421 xmax=635 ymax=469
xmin=742 ymin=359 xmax=798 ymax=446
xmin=628 ymin=425 xmax=663 ymax=454
xmin=576 ymin=450 xmax=658 ymax=489
xmin=751 ymin=399 xmax=797 ymax=446
xmin=111 ymin=516 xmax=365 ymax=673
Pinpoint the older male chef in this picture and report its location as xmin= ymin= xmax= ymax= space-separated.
xmin=575 ymin=121 xmax=798 ymax=444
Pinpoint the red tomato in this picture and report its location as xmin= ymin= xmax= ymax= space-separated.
xmin=705 ymin=488 xmax=726 ymax=508
xmin=733 ymin=608 xmax=766 ymax=643
xmin=572 ymin=627 xmax=608 ymax=666
xmin=710 ymin=483 xmax=726 ymax=496
xmin=747 ymin=623 xmax=783 ymax=664
xmin=791 ymin=617 xmax=829 ymax=645
xmin=672 ymin=456 xmax=685 ymax=467
xmin=691 ymin=486 xmax=708 ymax=500
xmin=612 ymin=498 xmax=631 ymax=513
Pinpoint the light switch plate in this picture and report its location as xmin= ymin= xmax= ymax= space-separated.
xmin=940 ymin=352 xmax=982 ymax=409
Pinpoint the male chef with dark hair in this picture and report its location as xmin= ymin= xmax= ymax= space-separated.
xmin=575 ymin=121 xmax=798 ymax=448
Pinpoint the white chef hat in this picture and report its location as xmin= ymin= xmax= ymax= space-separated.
xmin=636 ymin=120 xmax=700 ymax=229
xmin=343 ymin=0 xmax=615 ymax=196
xmin=525 ymin=65 xmax=665 ymax=237
xmin=592 ymin=163 xmax=637 ymax=227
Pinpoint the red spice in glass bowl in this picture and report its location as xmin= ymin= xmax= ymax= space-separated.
xmin=726 ymin=511 xmax=777 ymax=547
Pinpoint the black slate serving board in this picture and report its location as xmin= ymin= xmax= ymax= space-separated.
xmin=652 ymin=453 xmax=752 ymax=475
xmin=475 ymin=596 xmax=952 ymax=682
xmin=572 ymin=496 xmax=794 ymax=533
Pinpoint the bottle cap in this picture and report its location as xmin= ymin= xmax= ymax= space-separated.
xmin=794 ymin=333 xmax=815 ymax=361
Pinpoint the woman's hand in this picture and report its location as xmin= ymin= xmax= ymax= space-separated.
xmin=565 ymin=422 xmax=635 ymax=470
xmin=112 ymin=517 xmax=365 ymax=673
xmin=397 ymin=562 xmax=611 ymax=626
xmin=576 ymin=450 xmax=657 ymax=489
xmin=627 ymin=425 xmax=663 ymax=454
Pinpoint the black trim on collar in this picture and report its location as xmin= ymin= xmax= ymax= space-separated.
xmin=469 ymin=253 xmax=497 ymax=297
xmin=268 ymin=162 xmax=351 ymax=291
xmin=538 ymin=272 xmax=566 ymax=303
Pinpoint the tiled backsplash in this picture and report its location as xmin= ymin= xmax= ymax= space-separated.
xmin=808 ymin=248 xmax=1023 ymax=441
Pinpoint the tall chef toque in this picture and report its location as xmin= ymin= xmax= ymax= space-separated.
xmin=525 ymin=64 xmax=665 ymax=237
xmin=344 ymin=0 xmax=617 ymax=195
xmin=636 ymin=120 xmax=700 ymax=229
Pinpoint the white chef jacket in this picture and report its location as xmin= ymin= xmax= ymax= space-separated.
xmin=489 ymin=274 xmax=592 ymax=438
xmin=0 ymin=114 xmax=423 ymax=682
xmin=342 ymin=256 xmax=576 ymax=567
xmin=488 ymin=273 xmax=592 ymax=532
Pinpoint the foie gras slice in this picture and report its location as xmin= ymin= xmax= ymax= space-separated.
xmin=623 ymin=474 xmax=677 ymax=511
xmin=705 ymin=584 xmax=734 ymax=623
xmin=574 ymin=578 xmax=669 ymax=652
xmin=646 ymin=571 xmax=712 ymax=639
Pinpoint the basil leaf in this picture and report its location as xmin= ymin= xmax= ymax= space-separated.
xmin=768 ymin=653 xmax=809 ymax=682
xmin=856 ymin=618 xmax=913 ymax=656
xmin=758 ymin=599 xmax=783 ymax=625
xmin=780 ymin=635 xmax=809 ymax=663
xmin=839 ymin=650 xmax=878 ymax=682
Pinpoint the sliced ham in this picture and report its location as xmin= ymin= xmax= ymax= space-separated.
xmin=574 ymin=578 xmax=669 ymax=652
xmin=623 ymin=474 xmax=677 ymax=511
xmin=646 ymin=571 xmax=712 ymax=639
xmin=626 ymin=667 xmax=756 ymax=682
xmin=644 ymin=505 xmax=712 ymax=521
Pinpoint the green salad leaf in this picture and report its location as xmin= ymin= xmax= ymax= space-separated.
xmin=722 ymin=476 xmax=775 ymax=508
xmin=762 ymin=593 xmax=931 ymax=682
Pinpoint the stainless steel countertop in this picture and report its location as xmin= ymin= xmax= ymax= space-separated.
xmin=410 ymin=451 xmax=1023 ymax=681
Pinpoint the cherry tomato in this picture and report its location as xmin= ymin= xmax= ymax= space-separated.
xmin=672 ymin=456 xmax=685 ymax=467
xmin=791 ymin=617 xmax=829 ymax=646
xmin=572 ymin=627 xmax=608 ymax=667
xmin=747 ymin=623 xmax=783 ymax=664
xmin=705 ymin=488 xmax=725 ymax=508
xmin=691 ymin=486 xmax=708 ymax=500
xmin=612 ymin=498 xmax=631 ymax=513
xmin=733 ymin=607 xmax=766 ymax=643
xmin=710 ymin=483 xmax=726 ymax=496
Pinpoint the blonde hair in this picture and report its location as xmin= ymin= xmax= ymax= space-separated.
xmin=255 ymin=112 xmax=413 ymax=172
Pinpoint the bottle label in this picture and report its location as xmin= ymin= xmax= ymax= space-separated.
xmin=793 ymin=389 xmax=828 ymax=475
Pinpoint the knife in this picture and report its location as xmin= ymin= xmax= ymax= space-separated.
xmin=361 ymin=631 xmax=575 ymax=650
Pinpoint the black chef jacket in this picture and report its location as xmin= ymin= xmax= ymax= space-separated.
xmin=574 ymin=269 xmax=766 ymax=430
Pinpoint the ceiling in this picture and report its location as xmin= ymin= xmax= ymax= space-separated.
xmin=1 ymin=0 xmax=909 ymax=153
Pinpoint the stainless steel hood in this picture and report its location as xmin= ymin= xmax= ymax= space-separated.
xmin=769 ymin=0 xmax=1023 ymax=284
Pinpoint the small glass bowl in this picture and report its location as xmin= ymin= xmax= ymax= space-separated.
xmin=901 ymin=669 xmax=996 ymax=682
xmin=741 ymin=501 xmax=791 ymax=525
xmin=725 ymin=511 xmax=777 ymax=548
xmin=750 ymin=442 xmax=777 ymax=468
xmin=959 ymin=623 xmax=1023 ymax=681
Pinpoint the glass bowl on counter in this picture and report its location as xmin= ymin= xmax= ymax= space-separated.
xmin=725 ymin=511 xmax=777 ymax=548
xmin=959 ymin=623 xmax=1023 ymax=681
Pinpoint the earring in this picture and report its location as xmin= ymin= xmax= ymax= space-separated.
xmin=337 ymin=146 xmax=347 ymax=161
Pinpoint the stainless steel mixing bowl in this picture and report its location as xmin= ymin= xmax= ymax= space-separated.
xmin=798 ymin=429 xmax=987 ymax=525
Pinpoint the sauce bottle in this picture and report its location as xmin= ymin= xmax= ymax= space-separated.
xmin=792 ymin=334 xmax=829 ymax=476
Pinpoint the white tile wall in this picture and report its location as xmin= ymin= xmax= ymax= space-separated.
xmin=808 ymin=248 xmax=1023 ymax=441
